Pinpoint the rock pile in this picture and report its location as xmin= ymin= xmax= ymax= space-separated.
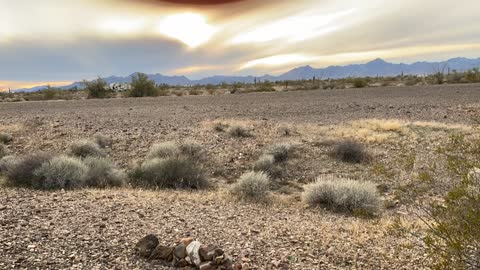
xmin=135 ymin=235 xmax=239 ymax=270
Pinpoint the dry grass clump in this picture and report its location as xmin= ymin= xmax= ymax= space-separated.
xmin=330 ymin=140 xmax=370 ymax=163
xmin=228 ymin=125 xmax=253 ymax=138
xmin=130 ymin=157 xmax=208 ymax=189
xmin=69 ymin=139 xmax=106 ymax=158
xmin=3 ymin=152 xmax=53 ymax=187
xmin=230 ymin=171 xmax=270 ymax=202
xmin=179 ymin=141 xmax=203 ymax=159
xmin=0 ymin=144 xmax=8 ymax=159
xmin=146 ymin=142 xmax=179 ymax=160
xmin=83 ymin=157 xmax=126 ymax=188
xmin=0 ymin=133 xmax=13 ymax=144
xmin=33 ymin=156 xmax=88 ymax=190
xmin=213 ymin=122 xmax=229 ymax=132
xmin=93 ymin=133 xmax=113 ymax=148
xmin=302 ymin=176 xmax=380 ymax=216
xmin=253 ymin=155 xmax=275 ymax=173
xmin=0 ymin=156 xmax=17 ymax=173
xmin=265 ymin=143 xmax=294 ymax=163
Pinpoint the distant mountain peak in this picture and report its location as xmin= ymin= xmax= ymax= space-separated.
xmin=368 ymin=58 xmax=387 ymax=64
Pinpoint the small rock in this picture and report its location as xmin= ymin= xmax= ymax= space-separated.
xmin=149 ymin=245 xmax=173 ymax=261
xmin=180 ymin=237 xmax=194 ymax=246
xmin=199 ymin=244 xmax=218 ymax=261
xmin=174 ymin=243 xmax=187 ymax=259
xmin=175 ymin=258 xmax=189 ymax=267
xmin=199 ymin=261 xmax=216 ymax=270
xmin=186 ymin=240 xmax=202 ymax=266
xmin=135 ymin=234 xmax=159 ymax=258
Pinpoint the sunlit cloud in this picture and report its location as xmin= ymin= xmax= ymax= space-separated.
xmin=0 ymin=80 xmax=73 ymax=92
xmin=240 ymin=54 xmax=313 ymax=69
xmin=170 ymin=64 xmax=224 ymax=75
xmin=157 ymin=13 xmax=218 ymax=48
xmin=98 ymin=17 xmax=148 ymax=35
xmin=230 ymin=9 xmax=354 ymax=44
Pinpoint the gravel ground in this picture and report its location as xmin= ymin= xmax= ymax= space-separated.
xmin=0 ymin=189 xmax=430 ymax=269
xmin=0 ymin=84 xmax=479 ymax=269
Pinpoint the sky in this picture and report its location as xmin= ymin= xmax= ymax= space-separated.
xmin=1 ymin=0 xmax=479 ymax=90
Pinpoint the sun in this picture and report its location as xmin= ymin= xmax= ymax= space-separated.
xmin=157 ymin=13 xmax=218 ymax=48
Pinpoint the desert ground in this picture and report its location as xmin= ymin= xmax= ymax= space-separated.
xmin=1 ymin=84 xmax=480 ymax=269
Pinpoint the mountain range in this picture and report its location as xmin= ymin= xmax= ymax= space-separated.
xmin=15 ymin=57 xmax=480 ymax=92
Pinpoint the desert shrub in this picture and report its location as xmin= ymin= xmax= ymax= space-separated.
xmin=253 ymin=154 xmax=275 ymax=173
xmin=302 ymin=177 xmax=380 ymax=215
xmin=230 ymin=171 xmax=270 ymax=202
xmin=422 ymin=133 xmax=480 ymax=269
xmin=188 ymin=89 xmax=201 ymax=96
xmin=179 ymin=141 xmax=203 ymax=159
xmin=213 ymin=122 xmax=229 ymax=132
xmin=129 ymin=73 xmax=157 ymax=97
xmin=0 ymin=144 xmax=8 ymax=159
xmin=228 ymin=125 xmax=252 ymax=138
xmin=265 ymin=143 xmax=293 ymax=163
xmin=0 ymin=155 xmax=17 ymax=173
xmin=130 ymin=157 xmax=208 ymax=189
xmin=93 ymin=133 xmax=112 ymax=148
xmin=330 ymin=140 xmax=370 ymax=163
xmin=353 ymin=78 xmax=368 ymax=88
xmin=0 ymin=133 xmax=13 ymax=144
xmin=4 ymin=152 xmax=53 ymax=187
xmin=83 ymin=157 xmax=126 ymax=188
xmin=84 ymin=77 xmax=110 ymax=99
xmin=146 ymin=142 xmax=179 ymax=160
xmin=69 ymin=139 xmax=106 ymax=158
xmin=33 ymin=156 xmax=88 ymax=190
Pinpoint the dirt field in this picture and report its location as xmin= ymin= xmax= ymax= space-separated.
xmin=1 ymin=84 xmax=479 ymax=269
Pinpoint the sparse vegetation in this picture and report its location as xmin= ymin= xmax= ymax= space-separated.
xmin=69 ymin=139 xmax=106 ymax=158
xmin=85 ymin=77 xmax=110 ymax=99
xmin=146 ymin=142 xmax=179 ymax=160
xmin=33 ymin=155 xmax=88 ymax=190
xmin=228 ymin=125 xmax=252 ymax=138
xmin=0 ymin=155 xmax=16 ymax=173
xmin=213 ymin=122 xmax=229 ymax=132
xmin=130 ymin=157 xmax=208 ymax=190
xmin=253 ymin=154 xmax=275 ymax=173
xmin=93 ymin=133 xmax=112 ymax=148
xmin=231 ymin=171 xmax=270 ymax=202
xmin=129 ymin=73 xmax=158 ymax=97
xmin=353 ymin=78 xmax=368 ymax=88
xmin=330 ymin=140 xmax=370 ymax=163
xmin=0 ymin=144 xmax=8 ymax=159
xmin=302 ymin=177 xmax=380 ymax=216
xmin=179 ymin=141 xmax=203 ymax=159
xmin=0 ymin=133 xmax=13 ymax=144
xmin=4 ymin=152 xmax=53 ymax=187
xmin=83 ymin=157 xmax=126 ymax=188
xmin=264 ymin=143 xmax=293 ymax=163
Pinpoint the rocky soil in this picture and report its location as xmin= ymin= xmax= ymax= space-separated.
xmin=0 ymin=189 xmax=430 ymax=269
xmin=0 ymin=84 xmax=479 ymax=269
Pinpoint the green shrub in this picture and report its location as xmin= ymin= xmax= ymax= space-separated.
xmin=302 ymin=177 xmax=380 ymax=215
xmin=69 ymin=139 xmax=106 ymax=158
xmin=330 ymin=140 xmax=370 ymax=163
xmin=146 ymin=142 xmax=179 ymax=160
xmin=33 ymin=156 xmax=88 ymax=190
xmin=422 ymin=133 xmax=480 ymax=269
xmin=231 ymin=171 xmax=270 ymax=202
xmin=129 ymin=73 xmax=157 ymax=97
xmin=130 ymin=157 xmax=208 ymax=189
xmin=93 ymin=133 xmax=112 ymax=148
xmin=84 ymin=77 xmax=110 ymax=99
xmin=83 ymin=157 xmax=126 ymax=188
xmin=353 ymin=78 xmax=368 ymax=88
xmin=265 ymin=143 xmax=293 ymax=163
xmin=0 ymin=144 xmax=8 ymax=159
xmin=0 ymin=133 xmax=13 ymax=144
xmin=228 ymin=125 xmax=252 ymax=138
xmin=4 ymin=152 xmax=53 ymax=187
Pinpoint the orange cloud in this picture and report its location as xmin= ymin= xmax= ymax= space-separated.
xmin=0 ymin=81 xmax=72 ymax=92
